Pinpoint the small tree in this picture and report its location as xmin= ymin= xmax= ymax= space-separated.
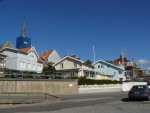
xmin=42 ymin=62 xmax=56 ymax=72
xmin=85 ymin=60 xmax=92 ymax=65
xmin=84 ymin=60 xmax=93 ymax=67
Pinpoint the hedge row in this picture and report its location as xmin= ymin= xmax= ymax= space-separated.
xmin=78 ymin=77 xmax=122 ymax=85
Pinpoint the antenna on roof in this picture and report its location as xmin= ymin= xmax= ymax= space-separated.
xmin=121 ymin=48 xmax=128 ymax=67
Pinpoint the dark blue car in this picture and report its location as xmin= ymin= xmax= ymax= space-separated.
xmin=128 ymin=85 xmax=150 ymax=101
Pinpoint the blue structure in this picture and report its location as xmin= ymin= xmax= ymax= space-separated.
xmin=16 ymin=21 xmax=31 ymax=49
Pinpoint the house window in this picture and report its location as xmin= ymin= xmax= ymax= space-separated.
xmin=20 ymin=61 xmax=23 ymax=68
xmin=30 ymin=55 xmax=34 ymax=57
xmin=101 ymin=65 xmax=104 ymax=68
xmin=33 ymin=64 xmax=35 ymax=70
xmin=124 ymin=62 xmax=127 ymax=66
xmin=60 ymin=63 xmax=63 ymax=69
xmin=74 ymin=62 xmax=77 ymax=68
xmin=23 ymin=62 xmax=25 ymax=68
xmin=119 ymin=70 xmax=122 ymax=74
xmin=98 ymin=65 xmax=100 ymax=68
xmin=71 ymin=72 xmax=74 ymax=76
xmin=28 ymin=63 xmax=31 ymax=69
xmin=114 ymin=72 xmax=116 ymax=75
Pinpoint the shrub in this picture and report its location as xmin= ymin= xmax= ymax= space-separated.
xmin=78 ymin=77 xmax=122 ymax=85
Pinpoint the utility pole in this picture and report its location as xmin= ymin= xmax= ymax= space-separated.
xmin=93 ymin=45 xmax=96 ymax=79
xmin=93 ymin=46 xmax=95 ymax=64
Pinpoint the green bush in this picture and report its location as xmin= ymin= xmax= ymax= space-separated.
xmin=78 ymin=77 xmax=122 ymax=85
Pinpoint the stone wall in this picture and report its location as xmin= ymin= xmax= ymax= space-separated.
xmin=0 ymin=79 xmax=78 ymax=95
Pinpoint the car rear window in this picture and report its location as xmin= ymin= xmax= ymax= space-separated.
xmin=132 ymin=86 xmax=147 ymax=91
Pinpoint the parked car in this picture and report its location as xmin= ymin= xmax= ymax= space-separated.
xmin=128 ymin=85 xmax=150 ymax=101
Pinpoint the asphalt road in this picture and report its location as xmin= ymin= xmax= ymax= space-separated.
xmin=0 ymin=92 xmax=150 ymax=113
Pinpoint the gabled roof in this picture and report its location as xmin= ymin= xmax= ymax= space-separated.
xmin=21 ymin=48 xmax=44 ymax=64
xmin=53 ymin=56 xmax=84 ymax=66
xmin=0 ymin=41 xmax=14 ymax=50
xmin=0 ymin=47 xmax=21 ymax=53
xmin=40 ymin=50 xmax=54 ymax=61
xmin=1 ymin=47 xmax=42 ymax=64
xmin=93 ymin=59 xmax=124 ymax=70
xmin=0 ymin=53 xmax=7 ymax=58
xmin=37 ymin=57 xmax=44 ymax=63
xmin=19 ymin=47 xmax=39 ymax=57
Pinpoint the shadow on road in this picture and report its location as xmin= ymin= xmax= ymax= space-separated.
xmin=121 ymin=98 xmax=146 ymax=102
xmin=121 ymin=98 xmax=130 ymax=102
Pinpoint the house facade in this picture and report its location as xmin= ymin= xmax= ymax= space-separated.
xmin=112 ymin=55 xmax=132 ymax=67
xmin=93 ymin=60 xmax=125 ymax=81
xmin=112 ymin=56 xmax=141 ymax=80
xmin=0 ymin=47 xmax=43 ymax=73
xmin=53 ymin=56 xmax=95 ymax=79
xmin=40 ymin=50 xmax=61 ymax=64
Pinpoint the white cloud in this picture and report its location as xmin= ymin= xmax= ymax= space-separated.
xmin=137 ymin=59 xmax=150 ymax=70
xmin=137 ymin=59 xmax=150 ymax=65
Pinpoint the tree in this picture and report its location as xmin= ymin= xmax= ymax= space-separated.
xmin=42 ymin=62 xmax=56 ymax=72
xmin=84 ymin=60 xmax=94 ymax=68
xmin=85 ymin=60 xmax=92 ymax=65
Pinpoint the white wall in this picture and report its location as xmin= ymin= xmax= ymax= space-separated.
xmin=5 ymin=57 xmax=17 ymax=70
xmin=36 ymin=62 xmax=43 ymax=73
xmin=55 ymin=59 xmax=82 ymax=70
xmin=17 ymin=53 xmax=27 ymax=71
xmin=2 ymin=48 xmax=43 ymax=73
xmin=122 ymin=82 xmax=147 ymax=91
xmin=48 ymin=50 xmax=61 ymax=64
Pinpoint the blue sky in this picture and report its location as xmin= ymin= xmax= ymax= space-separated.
xmin=0 ymin=0 xmax=150 ymax=69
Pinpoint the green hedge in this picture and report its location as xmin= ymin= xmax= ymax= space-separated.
xmin=78 ymin=77 xmax=122 ymax=85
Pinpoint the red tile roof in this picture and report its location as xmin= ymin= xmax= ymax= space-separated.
xmin=19 ymin=48 xmax=31 ymax=53
xmin=113 ymin=57 xmax=129 ymax=63
xmin=18 ymin=48 xmax=43 ymax=63
xmin=37 ymin=57 xmax=44 ymax=63
xmin=40 ymin=50 xmax=54 ymax=61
